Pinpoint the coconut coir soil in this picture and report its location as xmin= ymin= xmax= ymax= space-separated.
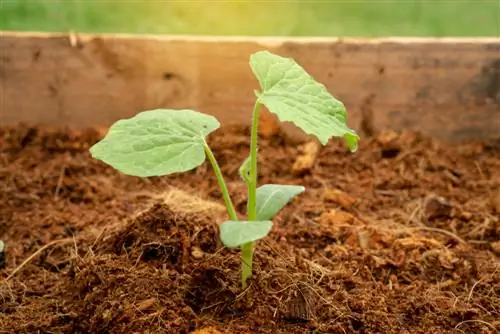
xmin=0 ymin=124 xmax=499 ymax=334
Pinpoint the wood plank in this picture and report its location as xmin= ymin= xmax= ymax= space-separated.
xmin=1 ymin=32 xmax=499 ymax=141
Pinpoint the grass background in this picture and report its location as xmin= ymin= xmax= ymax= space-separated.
xmin=1 ymin=0 xmax=499 ymax=37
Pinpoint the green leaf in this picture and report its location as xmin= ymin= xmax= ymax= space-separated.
xmin=220 ymin=220 xmax=273 ymax=248
xmin=238 ymin=155 xmax=251 ymax=184
xmin=256 ymin=184 xmax=305 ymax=220
xmin=250 ymin=50 xmax=359 ymax=150
xmin=89 ymin=109 xmax=220 ymax=177
xmin=0 ymin=240 xmax=4 ymax=253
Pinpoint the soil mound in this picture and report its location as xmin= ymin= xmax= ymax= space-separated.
xmin=1 ymin=124 xmax=498 ymax=333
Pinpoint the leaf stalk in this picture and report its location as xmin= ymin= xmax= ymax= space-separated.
xmin=203 ymin=142 xmax=238 ymax=221
xmin=241 ymin=100 xmax=262 ymax=288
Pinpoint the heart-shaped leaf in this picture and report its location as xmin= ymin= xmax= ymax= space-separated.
xmin=256 ymin=184 xmax=305 ymax=220
xmin=250 ymin=50 xmax=359 ymax=150
xmin=220 ymin=220 xmax=273 ymax=248
xmin=90 ymin=109 xmax=220 ymax=177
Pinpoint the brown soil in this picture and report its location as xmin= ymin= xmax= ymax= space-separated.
xmin=1 ymin=123 xmax=499 ymax=334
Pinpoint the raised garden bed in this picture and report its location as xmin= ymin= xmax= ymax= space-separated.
xmin=1 ymin=33 xmax=499 ymax=333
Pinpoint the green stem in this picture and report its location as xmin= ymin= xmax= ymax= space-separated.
xmin=247 ymin=100 xmax=262 ymax=220
xmin=203 ymin=142 xmax=238 ymax=221
xmin=241 ymin=100 xmax=262 ymax=288
xmin=241 ymin=242 xmax=253 ymax=287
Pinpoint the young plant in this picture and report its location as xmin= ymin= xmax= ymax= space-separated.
xmin=89 ymin=51 xmax=359 ymax=288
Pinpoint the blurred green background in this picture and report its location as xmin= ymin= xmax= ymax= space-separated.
xmin=1 ymin=0 xmax=499 ymax=37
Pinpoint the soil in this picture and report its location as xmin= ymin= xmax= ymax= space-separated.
xmin=0 ymin=123 xmax=499 ymax=334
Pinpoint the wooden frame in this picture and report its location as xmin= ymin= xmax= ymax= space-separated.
xmin=1 ymin=32 xmax=499 ymax=141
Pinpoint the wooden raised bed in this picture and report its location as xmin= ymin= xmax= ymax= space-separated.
xmin=1 ymin=32 xmax=499 ymax=334
xmin=2 ymin=32 xmax=500 ymax=140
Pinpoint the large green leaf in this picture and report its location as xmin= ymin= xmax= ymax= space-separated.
xmin=250 ymin=50 xmax=359 ymax=150
xmin=220 ymin=220 xmax=273 ymax=248
xmin=89 ymin=109 xmax=220 ymax=177
xmin=256 ymin=184 xmax=305 ymax=220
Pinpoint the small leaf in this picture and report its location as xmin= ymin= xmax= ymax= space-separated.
xmin=89 ymin=109 xmax=220 ymax=177
xmin=238 ymin=155 xmax=251 ymax=184
xmin=220 ymin=220 xmax=273 ymax=248
xmin=250 ymin=51 xmax=359 ymax=150
xmin=256 ymin=184 xmax=305 ymax=220
xmin=0 ymin=240 xmax=4 ymax=253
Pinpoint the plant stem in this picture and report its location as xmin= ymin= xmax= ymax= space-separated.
xmin=241 ymin=100 xmax=262 ymax=288
xmin=240 ymin=242 xmax=253 ymax=287
xmin=203 ymin=142 xmax=238 ymax=221
xmin=247 ymin=102 xmax=261 ymax=220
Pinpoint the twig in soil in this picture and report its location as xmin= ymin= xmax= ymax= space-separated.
xmin=467 ymin=240 xmax=490 ymax=245
xmin=465 ymin=217 xmax=493 ymax=240
xmin=303 ymin=259 xmax=327 ymax=286
xmin=273 ymin=295 xmax=284 ymax=318
xmin=5 ymin=238 xmax=73 ymax=281
xmin=270 ymin=283 xmax=296 ymax=295
xmin=409 ymin=226 xmax=467 ymax=245
xmin=200 ymin=300 xmax=228 ymax=313
xmin=467 ymin=266 xmax=498 ymax=303
xmin=467 ymin=280 xmax=483 ymax=303
xmin=394 ymin=147 xmax=422 ymax=163
xmin=396 ymin=207 xmax=468 ymax=245
xmin=406 ymin=202 xmax=423 ymax=225
xmin=235 ymin=284 xmax=252 ymax=300
xmin=474 ymin=161 xmax=493 ymax=198
xmin=455 ymin=319 xmax=496 ymax=331
xmin=53 ymin=165 xmax=66 ymax=199
xmin=374 ymin=189 xmax=400 ymax=197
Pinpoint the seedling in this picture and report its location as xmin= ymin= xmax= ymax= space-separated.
xmin=89 ymin=51 xmax=359 ymax=288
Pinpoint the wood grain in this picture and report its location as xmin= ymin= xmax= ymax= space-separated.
xmin=1 ymin=32 xmax=499 ymax=141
